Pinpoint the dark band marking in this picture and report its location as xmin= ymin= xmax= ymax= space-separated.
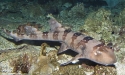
xmin=17 ymin=25 xmax=25 ymax=35
xmin=29 ymin=34 xmax=37 ymax=38
xmin=62 ymin=29 xmax=71 ymax=40
xmin=75 ymin=36 xmax=92 ymax=50
xmin=83 ymin=36 xmax=93 ymax=43
xmin=73 ymin=32 xmax=82 ymax=36
xmin=5 ymin=29 xmax=11 ymax=34
xmin=17 ymin=22 xmax=42 ymax=35
xmin=70 ymin=32 xmax=82 ymax=48
xmin=76 ymin=40 xmax=86 ymax=50
xmin=53 ymin=31 xmax=59 ymax=40
xmin=93 ymin=43 xmax=108 ymax=53
xmin=93 ymin=43 xmax=105 ymax=51
xmin=12 ymin=30 xmax=17 ymax=34
xmin=95 ymin=43 xmax=104 ymax=47
xmin=32 ymin=23 xmax=42 ymax=31
xmin=42 ymin=31 xmax=48 ymax=39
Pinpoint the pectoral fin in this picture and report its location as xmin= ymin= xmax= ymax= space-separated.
xmin=58 ymin=42 xmax=70 ymax=54
xmin=61 ymin=54 xmax=83 ymax=66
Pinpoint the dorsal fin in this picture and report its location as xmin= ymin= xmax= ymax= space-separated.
xmin=47 ymin=14 xmax=65 ymax=32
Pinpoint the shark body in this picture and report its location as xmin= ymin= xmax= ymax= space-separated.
xmin=1 ymin=18 xmax=116 ymax=65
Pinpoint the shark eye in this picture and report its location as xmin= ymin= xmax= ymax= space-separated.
xmin=107 ymin=42 xmax=113 ymax=49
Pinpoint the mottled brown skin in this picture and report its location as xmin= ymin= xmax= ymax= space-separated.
xmin=85 ymin=40 xmax=116 ymax=65
xmin=1 ymin=19 xmax=116 ymax=65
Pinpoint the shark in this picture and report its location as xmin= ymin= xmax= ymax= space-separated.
xmin=1 ymin=17 xmax=116 ymax=66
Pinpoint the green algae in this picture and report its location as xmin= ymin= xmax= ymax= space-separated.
xmin=79 ymin=8 xmax=114 ymax=42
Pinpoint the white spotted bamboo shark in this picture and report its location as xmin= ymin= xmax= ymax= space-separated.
xmin=1 ymin=17 xmax=116 ymax=66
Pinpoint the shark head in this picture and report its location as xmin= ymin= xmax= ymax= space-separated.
xmin=89 ymin=43 xmax=116 ymax=65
